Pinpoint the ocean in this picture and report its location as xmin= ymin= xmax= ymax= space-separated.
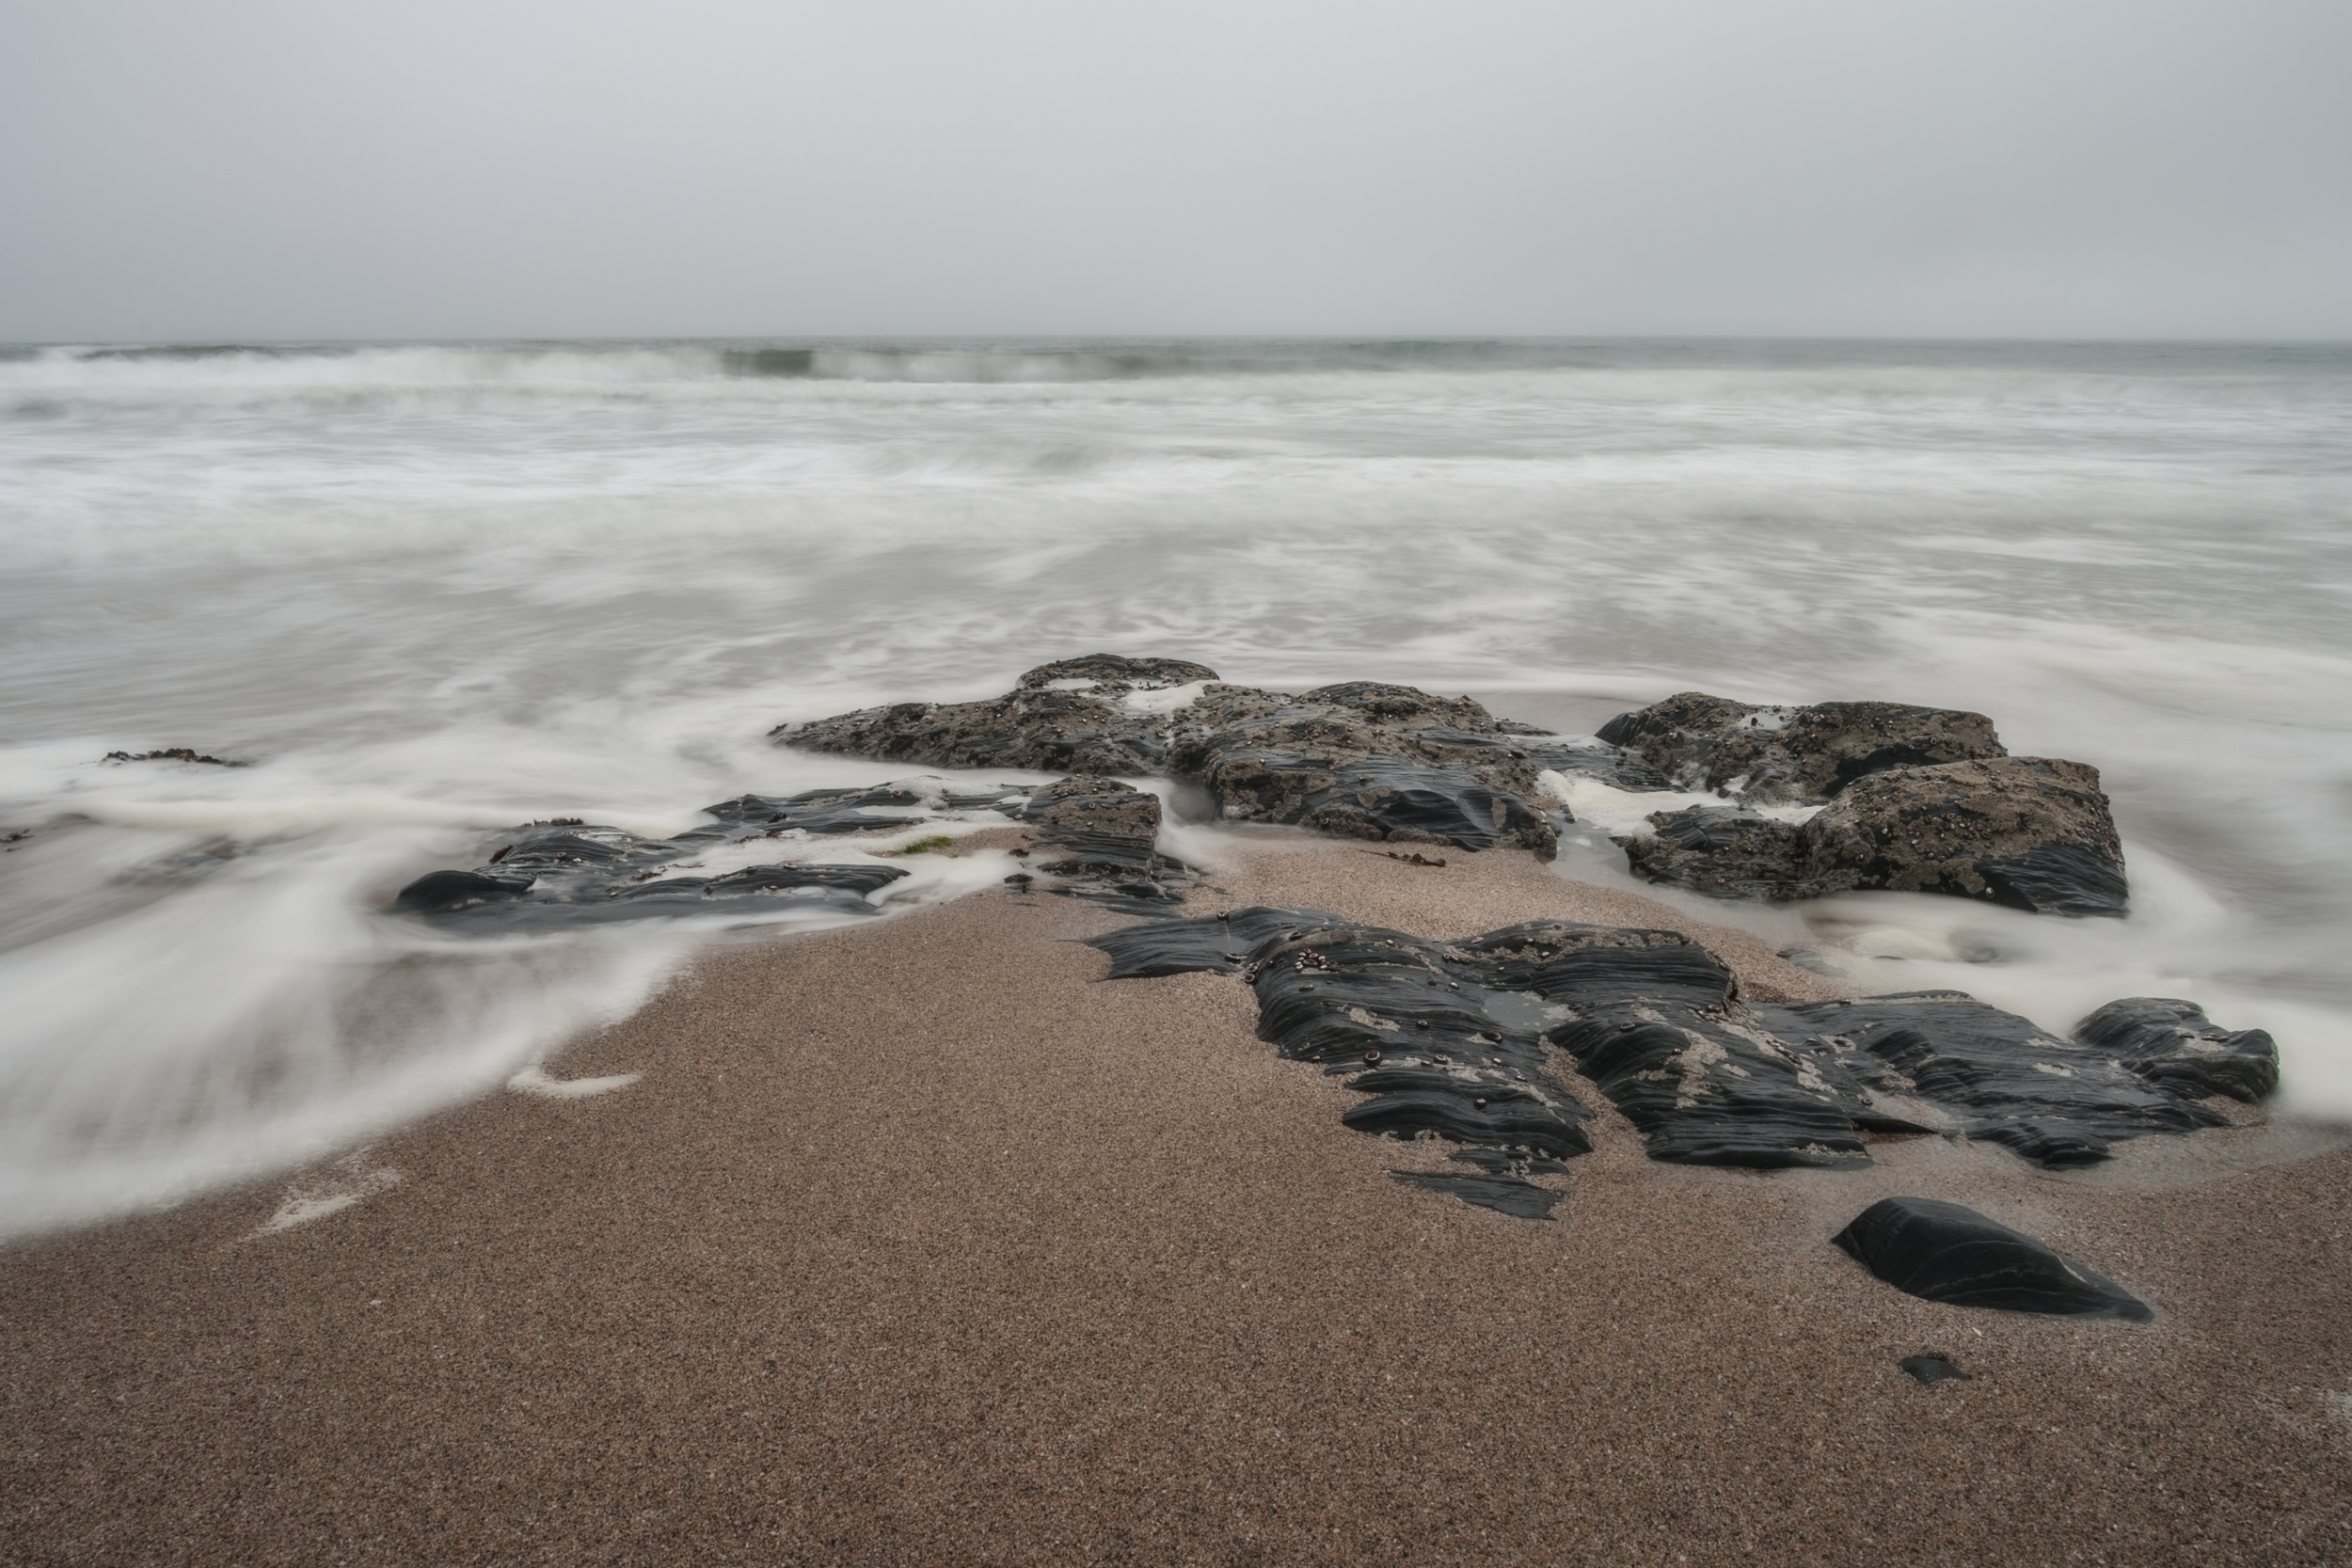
xmin=3 ymin=337 xmax=2347 ymax=1239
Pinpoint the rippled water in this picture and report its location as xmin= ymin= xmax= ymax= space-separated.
xmin=4 ymin=337 xmax=2348 ymax=1237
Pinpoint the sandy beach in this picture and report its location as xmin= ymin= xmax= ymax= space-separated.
xmin=5 ymin=834 xmax=2348 ymax=1566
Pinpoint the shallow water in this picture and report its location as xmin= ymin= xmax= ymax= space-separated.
xmin=3 ymin=337 xmax=2348 ymax=1238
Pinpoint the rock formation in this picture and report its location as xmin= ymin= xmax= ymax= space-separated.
xmin=1597 ymin=692 xmax=2129 ymax=916
xmin=1088 ymin=905 xmax=2275 ymax=1214
xmin=783 ymin=657 xmax=1561 ymax=857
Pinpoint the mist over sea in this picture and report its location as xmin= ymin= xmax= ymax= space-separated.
xmin=3 ymin=337 xmax=2348 ymax=1238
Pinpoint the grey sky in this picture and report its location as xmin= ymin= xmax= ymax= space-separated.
xmin=3 ymin=0 xmax=2346 ymax=341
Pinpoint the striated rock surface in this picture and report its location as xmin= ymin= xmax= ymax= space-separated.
xmin=1834 ymin=1196 xmax=2153 ymax=1322
xmin=785 ymin=658 xmax=1561 ymax=857
xmin=1095 ymin=909 xmax=2273 ymax=1198
xmin=2072 ymin=996 xmax=2280 ymax=1103
xmin=1020 ymin=776 xmax=1190 ymax=912
xmin=388 ymin=781 xmax=1020 ymax=929
xmin=1755 ymin=991 xmax=2229 ymax=1167
xmin=389 ymin=817 xmax=912 ymax=930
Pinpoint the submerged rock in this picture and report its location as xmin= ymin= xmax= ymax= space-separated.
xmin=387 ymin=780 xmax=1043 ymax=930
xmin=389 ymin=815 xmax=914 ymax=930
xmin=782 ymin=657 xmax=1561 ymax=858
xmin=1834 ymin=1196 xmax=2153 ymax=1322
xmin=2072 ymin=997 xmax=2280 ymax=1104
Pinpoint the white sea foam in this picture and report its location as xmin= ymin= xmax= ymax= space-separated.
xmin=3 ymin=337 xmax=2348 ymax=1237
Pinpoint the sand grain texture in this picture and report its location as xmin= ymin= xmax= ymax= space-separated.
xmin=5 ymin=841 xmax=2349 ymax=1566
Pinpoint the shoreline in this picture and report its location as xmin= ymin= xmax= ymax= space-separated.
xmin=5 ymin=835 xmax=2349 ymax=1564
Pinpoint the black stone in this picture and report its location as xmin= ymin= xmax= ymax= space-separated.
xmin=702 ymin=782 xmax=1025 ymax=835
xmin=1097 ymin=911 xmax=2263 ymax=1184
xmin=389 ymin=869 xmax=535 ymax=914
xmin=1389 ymin=1171 xmax=1562 ymax=1220
xmin=1756 ymin=992 xmax=2226 ymax=1168
xmin=1898 ymin=1355 xmax=1972 ymax=1386
xmin=1834 ymin=1197 xmax=2153 ymax=1322
xmin=2072 ymin=997 xmax=2280 ymax=1104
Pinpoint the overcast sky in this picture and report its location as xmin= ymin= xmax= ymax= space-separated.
xmin=3 ymin=0 xmax=2346 ymax=341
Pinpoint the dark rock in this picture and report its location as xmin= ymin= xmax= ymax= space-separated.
xmin=1016 ymin=654 xmax=1219 ymax=690
xmin=1022 ymin=775 xmax=1191 ymax=912
xmin=781 ymin=658 xmax=1562 ymax=858
xmin=1797 ymin=757 xmax=2129 ymax=916
xmin=1168 ymin=684 xmax=1560 ymax=856
xmin=1475 ymin=923 xmax=1870 ymax=1169
xmin=2072 ymin=997 xmax=2280 ymax=1103
xmin=389 ymin=814 xmax=914 ymax=931
xmin=1101 ymin=911 xmax=2257 ymax=1181
xmin=383 ymin=781 xmax=1059 ymax=930
xmin=390 ymin=869 xmax=535 ymax=914
xmin=1834 ymin=1197 xmax=2153 ymax=1322
xmin=1448 ymin=1147 xmax=1574 ymax=1178
xmin=1898 ymin=1355 xmax=1972 ymax=1386
xmin=1756 ymin=992 xmax=2225 ymax=1168
xmin=1622 ymin=806 xmax=1805 ymax=895
xmin=1623 ymin=757 xmax=2131 ymax=917
xmin=1086 ymin=907 xmax=1350 ymax=978
xmin=1597 ymin=693 xmax=2006 ymax=803
xmin=705 ymin=783 xmax=1023 ymax=835
xmin=1389 ymin=1171 xmax=1561 ymax=1220
xmin=102 ymin=748 xmax=248 ymax=768
xmin=1022 ymin=775 xmax=1164 ymax=846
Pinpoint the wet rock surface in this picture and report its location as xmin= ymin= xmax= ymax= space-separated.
xmin=1755 ymin=991 xmax=2233 ymax=1168
xmin=1597 ymin=692 xmax=2007 ymax=803
xmin=783 ymin=655 xmax=1215 ymax=777
xmin=2073 ymin=996 xmax=2281 ymax=1104
xmin=1799 ymin=757 xmax=2129 ymax=916
xmin=1095 ymin=909 xmax=2275 ymax=1202
xmin=390 ymin=780 xmax=1033 ymax=931
xmin=389 ymin=816 xmax=916 ymax=930
xmin=1622 ymin=756 xmax=2130 ymax=917
xmin=784 ymin=658 xmax=1562 ymax=857
xmin=1582 ymin=691 xmax=2130 ymax=915
xmin=101 ymin=747 xmax=248 ymax=768
xmin=780 ymin=660 xmax=2130 ymax=914
xmin=1020 ymin=776 xmax=1191 ymax=913
xmin=1835 ymin=1196 xmax=2154 ymax=1322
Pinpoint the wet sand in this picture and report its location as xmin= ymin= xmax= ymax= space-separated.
xmin=5 ymin=835 xmax=2350 ymax=1566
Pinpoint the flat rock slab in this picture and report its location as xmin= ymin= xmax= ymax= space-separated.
xmin=1389 ymin=1170 xmax=1562 ymax=1220
xmin=389 ymin=782 xmax=1032 ymax=930
xmin=1835 ymin=1197 xmax=2154 ymax=1322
